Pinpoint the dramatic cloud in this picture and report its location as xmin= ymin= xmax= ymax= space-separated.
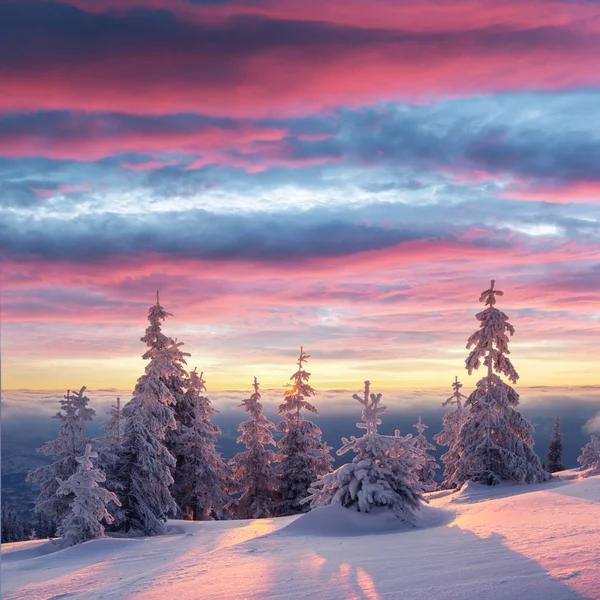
xmin=3 ymin=0 xmax=600 ymax=391
xmin=2 ymin=2 xmax=600 ymax=116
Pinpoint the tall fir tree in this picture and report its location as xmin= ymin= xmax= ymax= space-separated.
xmin=546 ymin=416 xmax=565 ymax=473
xmin=116 ymin=299 xmax=182 ymax=535
xmin=56 ymin=444 xmax=121 ymax=548
xmin=97 ymin=397 xmax=126 ymax=528
xmin=306 ymin=381 xmax=425 ymax=521
xmin=140 ymin=293 xmax=202 ymax=519
xmin=412 ymin=417 xmax=439 ymax=491
xmin=27 ymin=387 xmax=95 ymax=522
xmin=228 ymin=377 xmax=279 ymax=519
xmin=276 ymin=348 xmax=333 ymax=515
xmin=169 ymin=369 xmax=233 ymax=520
xmin=434 ymin=377 xmax=467 ymax=488
xmin=447 ymin=280 xmax=548 ymax=487
xmin=577 ymin=435 xmax=600 ymax=475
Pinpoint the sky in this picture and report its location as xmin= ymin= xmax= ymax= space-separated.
xmin=2 ymin=0 xmax=600 ymax=393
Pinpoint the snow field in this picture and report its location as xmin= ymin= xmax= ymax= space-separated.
xmin=2 ymin=470 xmax=598 ymax=600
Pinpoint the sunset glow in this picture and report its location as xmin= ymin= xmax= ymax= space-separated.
xmin=2 ymin=0 xmax=600 ymax=393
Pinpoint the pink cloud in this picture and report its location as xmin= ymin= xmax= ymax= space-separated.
xmin=499 ymin=181 xmax=600 ymax=204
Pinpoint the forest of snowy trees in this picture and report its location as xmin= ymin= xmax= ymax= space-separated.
xmin=7 ymin=282 xmax=599 ymax=547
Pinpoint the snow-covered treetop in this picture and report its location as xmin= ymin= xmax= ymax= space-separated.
xmin=186 ymin=368 xmax=218 ymax=421
xmin=140 ymin=293 xmax=190 ymax=368
xmin=412 ymin=416 xmax=436 ymax=454
xmin=442 ymin=376 xmax=467 ymax=409
xmin=102 ymin=397 xmax=123 ymax=447
xmin=413 ymin=416 xmax=428 ymax=437
xmin=353 ymin=381 xmax=387 ymax=435
xmin=71 ymin=386 xmax=96 ymax=425
xmin=76 ymin=443 xmax=98 ymax=471
xmin=466 ymin=280 xmax=519 ymax=383
xmin=239 ymin=376 xmax=263 ymax=418
xmin=279 ymin=347 xmax=319 ymax=417
xmin=141 ymin=292 xmax=173 ymax=350
xmin=188 ymin=368 xmax=207 ymax=394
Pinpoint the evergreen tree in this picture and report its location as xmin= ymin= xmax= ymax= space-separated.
xmin=228 ymin=377 xmax=278 ymax=519
xmin=27 ymin=387 xmax=95 ymax=522
xmin=28 ymin=528 xmax=38 ymax=541
xmin=57 ymin=444 xmax=121 ymax=548
xmin=102 ymin=397 xmax=124 ymax=447
xmin=306 ymin=381 xmax=425 ymax=521
xmin=36 ymin=513 xmax=57 ymax=539
xmin=1 ymin=504 xmax=25 ymax=543
xmin=546 ymin=416 xmax=565 ymax=473
xmin=170 ymin=369 xmax=234 ymax=520
xmin=97 ymin=397 xmax=126 ymax=528
xmin=448 ymin=280 xmax=548 ymax=487
xmin=412 ymin=416 xmax=439 ymax=491
xmin=276 ymin=348 xmax=333 ymax=515
xmin=434 ymin=377 xmax=467 ymax=487
xmin=577 ymin=435 xmax=600 ymax=475
xmin=140 ymin=292 xmax=197 ymax=519
xmin=116 ymin=299 xmax=182 ymax=535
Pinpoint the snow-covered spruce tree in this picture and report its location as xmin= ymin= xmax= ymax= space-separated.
xmin=305 ymin=381 xmax=425 ymax=521
xmin=412 ymin=417 xmax=439 ymax=491
xmin=26 ymin=388 xmax=95 ymax=523
xmin=448 ymin=280 xmax=548 ymax=487
xmin=102 ymin=397 xmax=124 ymax=448
xmin=116 ymin=304 xmax=184 ymax=535
xmin=56 ymin=444 xmax=121 ymax=548
xmin=170 ymin=369 xmax=234 ymax=520
xmin=434 ymin=377 xmax=467 ymax=488
xmin=546 ymin=416 xmax=565 ymax=473
xmin=228 ymin=377 xmax=279 ymax=519
xmin=140 ymin=293 xmax=204 ymax=518
xmin=97 ymin=397 xmax=126 ymax=528
xmin=276 ymin=348 xmax=333 ymax=515
xmin=577 ymin=435 xmax=600 ymax=475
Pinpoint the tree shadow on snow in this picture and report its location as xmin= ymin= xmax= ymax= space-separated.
xmin=256 ymin=507 xmax=592 ymax=600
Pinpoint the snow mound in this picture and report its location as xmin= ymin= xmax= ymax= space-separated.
xmin=0 ymin=539 xmax=60 ymax=563
xmin=278 ymin=503 xmax=450 ymax=537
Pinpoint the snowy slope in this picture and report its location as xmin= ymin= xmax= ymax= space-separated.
xmin=2 ymin=471 xmax=599 ymax=600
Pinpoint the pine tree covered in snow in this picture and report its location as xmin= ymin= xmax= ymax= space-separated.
xmin=1 ymin=504 xmax=26 ymax=543
xmin=97 ymin=397 xmax=126 ymax=528
xmin=447 ymin=280 xmax=548 ymax=487
xmin=27 ymin=388 xmax=96 ymax=522
xmin=547 ymin=416 xmax=565 ymax=473
xmin=412 ymin=417 xmax=439 ymax=491
xmin=577 ymin=435 xmax=600 ymax=475
xmin=306 ymin=381 xmax=425 ymax=521
xmin=102 ymin=397 xmax=124 ymax=448
xmin=56 ymin=444 xmax=121 ymax=548
xmin=228 ymin=377 xmax=279 ymax=519
xmin=116 ymin=300 xmax=182 ymax=535
xmin=276 ymin=348 xmax=333 ymax=515
xmin=169 ymin=369 xmax=234 ymax=520
xmin=434 ymin=377 xmax=467 ymax=487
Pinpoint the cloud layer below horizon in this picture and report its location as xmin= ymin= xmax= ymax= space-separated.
xmin=3 ymin=0 xmax=600 ymax=391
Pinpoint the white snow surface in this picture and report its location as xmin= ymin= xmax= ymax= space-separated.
xmin=2 ymin=470 xmax=599 ymax=600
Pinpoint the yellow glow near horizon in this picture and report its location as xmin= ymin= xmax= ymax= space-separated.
xmin=3 ymin=353 xmax=599 ymax=391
